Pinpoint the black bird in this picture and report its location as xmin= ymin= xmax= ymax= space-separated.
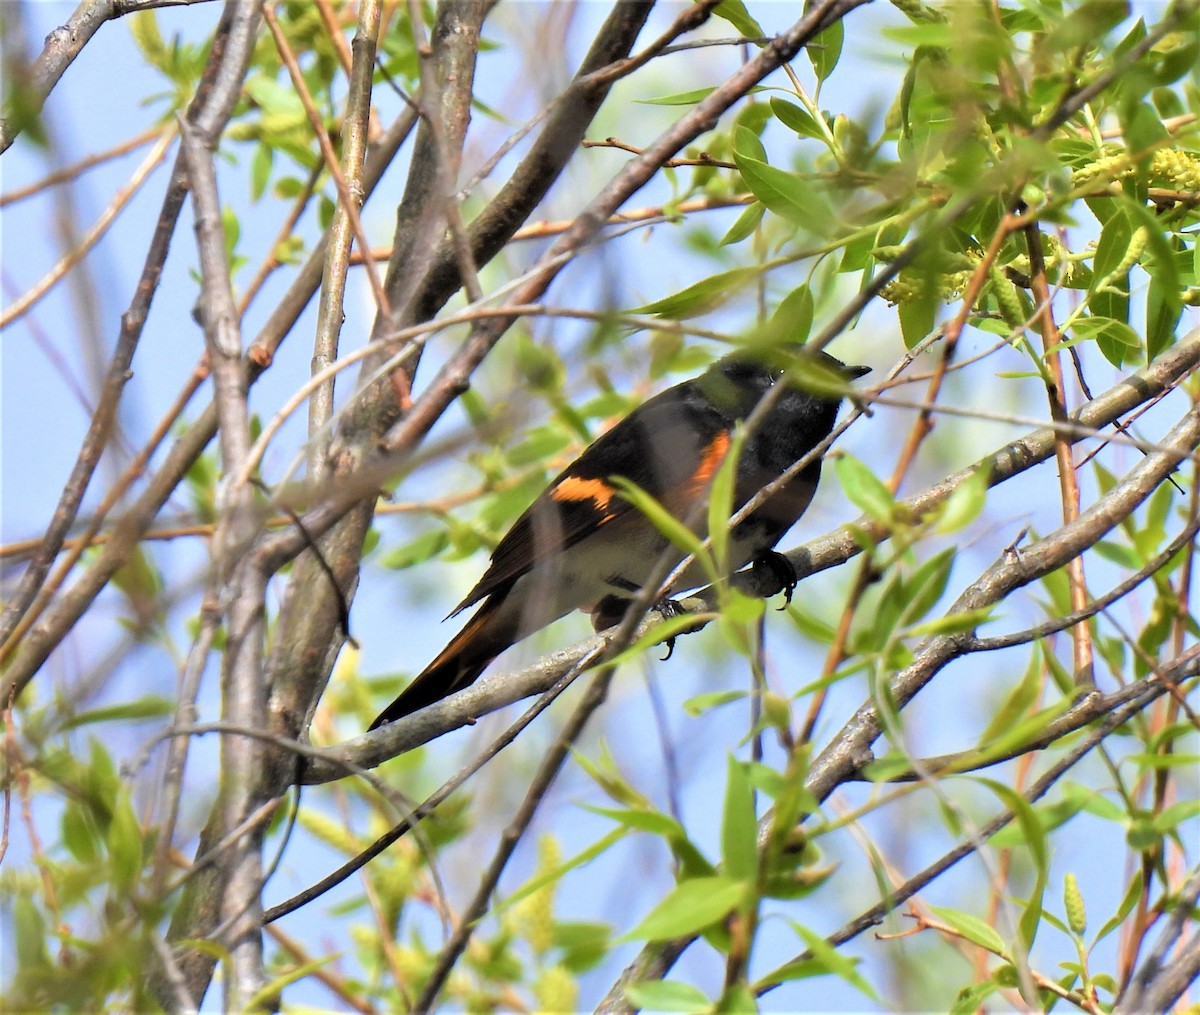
xmin=370 ymin=348 xmax=868 ymax=729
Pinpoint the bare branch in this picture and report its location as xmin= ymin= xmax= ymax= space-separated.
xmin=1115 ymin=865 xmax=1200 ymax=1014
xmin=178 ymin=89 xmax=267 ymax=1015
xmin=0 ymin=104 xmax=417 ymax=705
xmin=0 ymin=0 xmax=115 ymax=154
xmin=0 ymin=0 xmax=262 ymax=681
xmin=303 ymin=0 xmax=382 ymax=479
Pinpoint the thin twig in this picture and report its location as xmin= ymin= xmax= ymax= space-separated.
xmin=412 ymin=667 xmax=616 ymax=1010
xmin=0 ymin=0 xmax=256 ymax=661
xmin=307 ymin=0 xmax=382 ymax=481
xmin=0 ymin=0 xmax=115 ymax=154
xmin=0 ymin=124 xmax=165 ymax=206
xmin=1026 ymin=221 xmax=1094 ymax=687
xmin=261 ymin=3 xmax=389 ymax=317
xmin=1 ymin=121 xmax=175 ymax=330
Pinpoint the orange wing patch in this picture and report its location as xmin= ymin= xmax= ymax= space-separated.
xmin=689 ymin=430 xmax=731 ymax=494
xmin=550 ymin=476 xmax=619 ymax=523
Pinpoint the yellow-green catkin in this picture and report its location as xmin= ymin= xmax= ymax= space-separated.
xmin=1151 ymin=148 xmax=1200 ymax=192
xmin=1095 ymin=227 xmax=1149 ymax=293
xmin=533 ymin=965 xmax=579 ymax=1014
xmin=514 ymin=834 xmax=561 ymax=956
xmin=1071 ymin=151 xmax=1134 ymax=192
xmin=988 ymin=264 xmax=1026 ymax=330
xmin=1064 ymin=872 xmax=1087 ymax=935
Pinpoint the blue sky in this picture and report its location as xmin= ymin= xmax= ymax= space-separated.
xmin=3 ymin=2 xmax=1196 ymax=1010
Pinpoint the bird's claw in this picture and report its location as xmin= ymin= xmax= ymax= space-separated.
xmin=754 ymin=550 xmax=799 ymax=609
xmin=654 ymin=597 xmax=685 ymax=659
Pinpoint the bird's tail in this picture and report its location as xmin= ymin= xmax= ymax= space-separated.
xmin=368 ymin=594 xmax=521 ymax=730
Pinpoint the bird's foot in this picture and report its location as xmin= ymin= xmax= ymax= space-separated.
xmin=592 ymin=594 xmax=686 ymax=659
xmin=653 ymin=597 xmax=686 ymax=659
xmin=753 ymin=550 xmax=798 ymax=609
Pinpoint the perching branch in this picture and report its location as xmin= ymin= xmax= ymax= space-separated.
xmin=305 ymin=327 xmax=1200 ymax=778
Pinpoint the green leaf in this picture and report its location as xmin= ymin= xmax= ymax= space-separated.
xmin=978 ymin=651 xmax=1042 ymax=746
xmin=250 ymin=143 xmax=273 ymax=202
xmin=631 ymin=267 xmax=758 ymax=319
xmin=976 ymin=699 xmax=1072 ymax=768
xmin=720 ymin=201 xmax=765 ymax=246
xmin=1069 ymin=315 xmax=1141 ymax=350
xmin=757 ymin=921 xmax=880 ymax=1001
xmin=707 ymin=429 xmax=743 ymax=574
xmin=573 ymin=744 xmax=649 ymax=808
xmin=733 ymin=153 xmax=835 ymax=235
xmin=61 ymin=800 xmax=101 ymax=864
xmin=903 ymin=606 xmax=994 ymax=638
xmin=722 ymin=757 xmax=758 ymax=883
xmin=1126 ymin=199 xmax=1182 ymax=359
xmin=1118 ymin=100 xmax=1169 ymax=160
xmin=248 ymin=956 xmax=338 ymax=1009
xmin=935 ymin=465 xmax=990 ymax=534
xmin=107 ymin=794 xmax=144 ymax=893
xmin=14 ymin=894 xmax=50 ymax=972
xmin=624 ymin=979 xmax=711 ymax=1013
xmin=1092 ymin=871 xmax=1143 ymax=945
xmin=381 ymin=530 xmax=450 ymax=570
xmin=501 ymin=827 xmax=627 ymax=911
xmin=1088 ymin=207 xmax=1134 ymax=360
xmin=635 ymin=86 xmax=718 ymax=106
xmin=712 ymin=0 xmax=764 ymax=39
xmin=768 ymin=285 xmax=814 ymax=345
xmin=609 ymin=477 xmax=716 ymax=581
xmin=221 ymin=204 xmax=241 ymax=265
xmin=979 ymin=779 xmax=1049 ymax=950
xmin=555 ymin=921 xmax=613 ymax=974
xmin=506 ymin=423 xmax=572 ymax=467
xmin=83 ymin=737 xmax=120 ymax=818
xmin=62 ymin=696 xmax=173 ymax=729
xmin=900 ymin=548 xmax=955 ymax=625
xmin=808 ymin=18 xmax=844 ymax=81
xmin=770 ymin=97 xmax=825 ymax=141
xmin=930 ymin=906 xmax=1008 ymax=956
xmin=950 ymin=979 xmax=1000 ymax=1015
xmin=882 ymin=23 xmax=958 ymax=48
xmin=898 ymin=284 xmax=939 ymax=348
xmin=620 ymin=876 xmax=747 ymax=942
xmin=585 ymin=804 xmax=687 ymax=841
xmin=860 ymin=753 xmax=912 ymax=782
xmin=129 ymin=11 xmax=167 ymax=70
xmin=683 ymin=690 xmax=747 ymax=716
xmin=245 ymin=74 xmax=307 ymax=124
xmin=1123 ymin=752 xmax=1200 ymax=769
xmin=733 ymin=124 xmax=768 ymax=163
xmin=990 ymin=785 xmax=1091 ymax=847
xmin=834 ymin=454 xmax=894 ymax=522
xmin=1152 ymin=799 xmax=1200 ymax=832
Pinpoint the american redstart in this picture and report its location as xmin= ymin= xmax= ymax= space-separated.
xmin=370 ymin=348 xmax=869 ymax=729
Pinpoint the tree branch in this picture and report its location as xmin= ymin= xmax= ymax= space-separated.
xmin=1115 ymin=864 xmax=1200 ymax=1014
xmin=302 ymin=327 xmax=1200 ymax=777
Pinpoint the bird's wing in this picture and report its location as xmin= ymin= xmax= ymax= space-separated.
xmin=451 ymin=384 xmax=731 ymax=614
